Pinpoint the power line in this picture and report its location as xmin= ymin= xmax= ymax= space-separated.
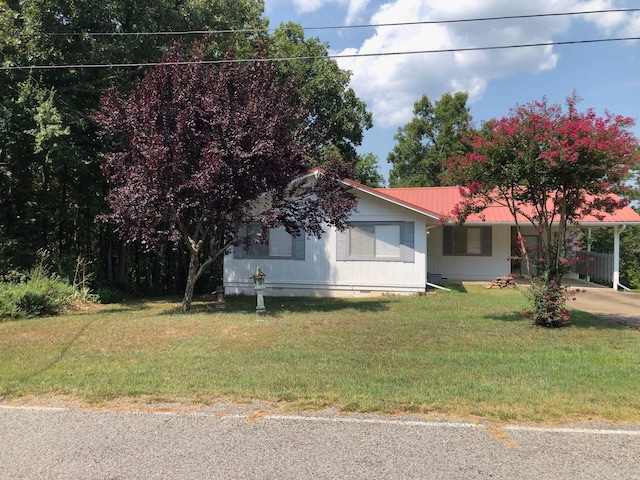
xmin=6 ymin=8 xmax=640 ymax=37
xmin=1 ymin=36 xmax=638 ymax=71
xmin=311 ymin=8 xmax=640 ymax=31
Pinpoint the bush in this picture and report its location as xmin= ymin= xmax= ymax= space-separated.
xmin=0 ymin=270 xmax=76 ymax=320
xmin=520 ymin=277 xmax=582 ymax=327
xmin=96 ymin=287 xmax=126 ymax=304
xmin=0 ymin=287 xmax=20 ymax=318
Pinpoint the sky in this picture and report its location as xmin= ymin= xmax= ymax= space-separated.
xmin=263 ymin=0 xmax=640 ymax=184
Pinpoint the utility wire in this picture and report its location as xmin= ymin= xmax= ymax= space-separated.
xmin=5 ymin=8 xmax=640 ymax=37
xmin=1 ymin=36 xmax=638 ymax=71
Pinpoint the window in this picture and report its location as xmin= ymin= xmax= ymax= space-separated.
xmin=337 ymin=222 xmax=414 ymax=262
xmin=234 ymin=224 xmax=304 ymax=260
xmin=443 ymin=226 xmax=492 ymax=256
xmin=267 ymin=226 xmax=293 ymax=257
xmin=349 ymin=224 xmax=401 ymax=259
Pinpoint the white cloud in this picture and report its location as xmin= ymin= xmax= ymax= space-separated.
xmin=335 ymin=0 xmax=639 ymax=128
xmin=288 ymin=0 xmax=370 ymax=22
xmin=345 ymin=0 xmax=371 ymax=24
xmin=291 ymin=0 xmax=326 ymax=14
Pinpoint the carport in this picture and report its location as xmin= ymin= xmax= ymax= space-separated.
xmin=578 ymin=224 xmax=633 ymax=291
xmin=564 ymin=278 xmax=640 ymax=328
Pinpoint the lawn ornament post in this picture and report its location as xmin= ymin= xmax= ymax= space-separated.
xmin=251 ymin=267 xmax=267 ymax=314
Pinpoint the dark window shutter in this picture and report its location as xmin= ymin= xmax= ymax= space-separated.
xmin=336 ymin=229 xmax=348 ymax=261
xmin=233 ymin=225 xmax=247 ymax=259
xmin=481 ymin=226 xmax=492 ymax=256
xmin=401 ymin=222 xmax=415 ymax=263
xmin=443 ymin=226 xmax=453 ymax=255
xmin=293 ymin=234 xmax=305 ymax=260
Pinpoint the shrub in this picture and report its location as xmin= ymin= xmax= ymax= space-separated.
xmin=520 ymin=277 xmax=582 ymax=328
xmin=96 ymin=287 xmax=126 ymax=304
xmin=0 ymin=287 xmax=20 ymax=318
xmin=0 ymin=269 xmax=76 ymax=320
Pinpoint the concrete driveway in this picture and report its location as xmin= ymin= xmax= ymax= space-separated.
xmin=564 ymin=280 xmax=640 ymax=328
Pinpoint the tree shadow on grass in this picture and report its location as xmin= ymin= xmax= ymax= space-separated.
xmin=569 ymin=310 xmax=637 ymax=331
xmin=264 ymin=296 xmax=392 ymax=314
xmin=482 ymin=312 xmax=529 ymax=324
xmin=485 ymin=310 xmax=631 ymax=330
xmin=97 ymin=300 xmax=164 ymax=315
xmin=157 ymin=294 xmax=393 ymax=316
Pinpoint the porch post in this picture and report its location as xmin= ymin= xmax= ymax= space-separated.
xmin=613 ymin=225 xmax=620 ymax=291
xmin=586 ymin=228 xmax=591 ymax=283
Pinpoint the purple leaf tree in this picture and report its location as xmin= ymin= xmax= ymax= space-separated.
xmin=95 ymin=41 xmax=356 ymax=311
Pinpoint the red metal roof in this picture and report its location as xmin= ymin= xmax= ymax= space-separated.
xmin=373 ymin=186 xmax=640 ymax=225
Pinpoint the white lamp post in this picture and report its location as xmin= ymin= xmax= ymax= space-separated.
xmin=251 ymin=266 xmax=267 ymax=314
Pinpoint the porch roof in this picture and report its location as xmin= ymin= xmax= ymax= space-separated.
xmin=374 ymin=186 xmax=640 ymax=226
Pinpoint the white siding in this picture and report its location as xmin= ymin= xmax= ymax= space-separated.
xmin=427 ymin=224 xmax=512 ymax=281
xmin=224 ymin=191 xmax=428 ymax=296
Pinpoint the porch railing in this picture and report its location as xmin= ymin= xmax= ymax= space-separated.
xmin=576 ymin=251 xmax=613 ymax=283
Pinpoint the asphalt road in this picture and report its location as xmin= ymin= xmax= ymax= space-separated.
xmin=2 ymin=404 xmax=640 ymax=479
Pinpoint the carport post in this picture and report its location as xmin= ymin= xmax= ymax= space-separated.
xmin=613 ymin=225 xmax=620 ymax=291
xmin=586 ymin=228 xmax=591 ymax=283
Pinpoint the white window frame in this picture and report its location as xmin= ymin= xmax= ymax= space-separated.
xmin=348 ymin=223 xmax=402 ymax=260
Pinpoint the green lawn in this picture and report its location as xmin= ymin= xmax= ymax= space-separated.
xmin=1 ymin=285 xmax=639 ymax=424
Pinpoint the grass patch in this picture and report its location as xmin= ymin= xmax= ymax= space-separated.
xmin=1 ymin=285 xmax=639 ymax=424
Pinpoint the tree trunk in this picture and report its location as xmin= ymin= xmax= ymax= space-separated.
xmin=117 ymin=241 xmax=128 ymax=289
xmin=152 ymin=250 xmax=161 ymax=294
xmin=181 ymin=252 xmax=200 ymax=312
xmin=106 ymin=226 xmax=113 ymax=286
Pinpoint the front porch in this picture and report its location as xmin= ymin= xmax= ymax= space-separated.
xmin=507 ymin=225 xmax=628 ymax=291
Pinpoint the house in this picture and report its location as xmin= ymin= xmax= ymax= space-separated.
xmin=224 ymin=175 xmax=640 ymax=296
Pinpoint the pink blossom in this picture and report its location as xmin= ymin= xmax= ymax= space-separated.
xmin=467 ymin=181 xmax=482 ymax=195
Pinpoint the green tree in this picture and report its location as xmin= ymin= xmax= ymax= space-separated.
xmin=268 ymin=22 xmax=372 ymax=167
xmin=354 ymin=152 xmax=385 ymax=187
xmin=0 ymin=0 xmax=266 ymax=280
xmin=387 ymin=92 xmax=473 ymax=187
xmin=1 ymin=3 xmax=372 ymax=297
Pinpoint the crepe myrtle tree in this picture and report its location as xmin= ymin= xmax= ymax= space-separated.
xmin=448 ymin=94 xmax=639 ymax=327
xmin=95 ymin=41 xmax=357 ymax=312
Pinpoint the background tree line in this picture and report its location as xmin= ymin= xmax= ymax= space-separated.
xmin=0 ymin=0 xmax=371 ymax=298
xmin=1 ymin=0 xmax=638 ymax=301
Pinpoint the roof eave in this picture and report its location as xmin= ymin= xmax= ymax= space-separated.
xmin=343 ymin=179 xmax=442 ymax=220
